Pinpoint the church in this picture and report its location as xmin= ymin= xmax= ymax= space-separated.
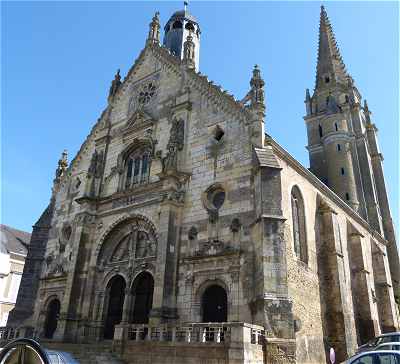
xmin=6 ymin=4 xmax=400 ymax=364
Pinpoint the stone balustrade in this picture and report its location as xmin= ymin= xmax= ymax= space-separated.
xmin=114 ymin=322 xmax=265 ymax=346
xmin=0 ymin=326 xmax=37 ymax=343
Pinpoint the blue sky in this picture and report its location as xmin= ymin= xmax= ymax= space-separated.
xmin=2 ymin=1 xmax=399 ymax=237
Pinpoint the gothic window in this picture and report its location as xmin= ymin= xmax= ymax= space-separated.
xmin=337 ymin=144 xmax=341 ymax=151
xmin=124 ymin=148 xmax=151 ymax=189
xmin=345 ymin=192 xmax=350 ymax=201
xmin=291 ymin=186 xmax=308 ymax=264
xmin=335 ymin=122 xmax=338 ymax=131
xmin=325 ymin=76 xmax=330 ymax=83
xmin=341 ymin=167 xmax=345 ymax=175
xmin=318 ymin=125 xmax=323 ymax=138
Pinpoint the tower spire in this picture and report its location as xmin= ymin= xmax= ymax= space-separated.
xmin=315 ymin=5 xmax=349 ymax=91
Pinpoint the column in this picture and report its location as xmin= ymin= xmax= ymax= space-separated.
xmin=318 ymin=203 xmax=357 ymax=361
xmin=347 ymin=232 xmax=380 ymax=343
xmin=150 ymin=197 xmax=181 ymax=324
xmin=372 ymin=243 xmax=399 ymax=332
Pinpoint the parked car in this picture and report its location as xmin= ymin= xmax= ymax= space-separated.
xmin=375 ymin=343 xmax=400 ymax=352
xmin=344 ymin=350 xmax=400 ymax=364
xmin=358 ymin=333 xmax=400 ymax=353
xmin=0 ymin=338 xmax=80 ymax=364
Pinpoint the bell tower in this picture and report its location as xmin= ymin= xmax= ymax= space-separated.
xmin=304 ymin=6 xmax=399 ymax=293
xmin=163 ymin=2 xmax=201 ymax=71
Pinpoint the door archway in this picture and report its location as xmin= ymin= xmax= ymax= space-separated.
xmin=104 ymin=275 xmax=126 ymax=339
xmin=44 ymin=298 xmax=60 ymax=339
xmin=202 ymin=285 xmax=227 ymax=322
xmin=131 ymin=272 xmax=154 ymax=324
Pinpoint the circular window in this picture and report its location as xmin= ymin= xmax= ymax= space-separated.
xmin=210 ymin=190 xmax=225 ymax=209
xmin=204 ymin=185 xmax=225 ymax=211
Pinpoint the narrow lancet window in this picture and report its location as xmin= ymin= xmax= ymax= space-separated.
xmin=291 ymin=186 xmax=308 ymax=264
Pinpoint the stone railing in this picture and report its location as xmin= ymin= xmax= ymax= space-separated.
xmin=114 ymin=322 xmax=265 ymax=346
xmin=0 ymin=326 xmax=20 ymax=341
xmin=0 ymin=326 xmax=37 ymax=342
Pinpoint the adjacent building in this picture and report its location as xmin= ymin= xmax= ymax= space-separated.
xmin=0 ymin=225 xmax=30 ymax=326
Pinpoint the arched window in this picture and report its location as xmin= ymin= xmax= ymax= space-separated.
xmin=185 ymin=22 xmax=195 ymax=32
xmin=172 ymin=20 xmax=182 ymax=29
xmin=291 ymin=186 xmax=308 ymax=264
xmin=318 ymin=125 xmax=323 ymax=138
xmin=124 ymin=148 xmax=151 ymax=188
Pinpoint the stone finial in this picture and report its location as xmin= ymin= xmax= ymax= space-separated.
xmin=305 ymin=88 xmax=312 ymax=116
xmin=108 ymin=69 xmax=121 ymax=102
xmin=55 ymin=149 xmax=68 ymax=180
xmin=147 ymin=11 xmax=160 ymax=45
xmin=183 ymin=31 xmax=195 ymax=69
xmin=364 ymin=99 xmax=372 ymax=123
xmin=250 ymin=64 xmax=265 ymax=107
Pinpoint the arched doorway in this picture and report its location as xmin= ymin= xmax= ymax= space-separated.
xmin=44 ymin=298 xmax=60 ymax=339
xmin=202 ymin=285 xmax=227 ymax=322
xmin=131 ymin=272 xmax=154 ymax=324
xmin=104 ymin=275 xmax=126 ymax=339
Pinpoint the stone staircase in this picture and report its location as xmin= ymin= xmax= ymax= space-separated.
xmin=43 ymin=341 xmax=126 ymax=364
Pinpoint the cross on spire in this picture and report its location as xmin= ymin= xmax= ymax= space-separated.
xmin=315 ymin=5 xmax=349 ymax=91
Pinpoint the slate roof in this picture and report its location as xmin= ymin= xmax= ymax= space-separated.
xmin=253 ymin=147 xmax=281 ymax=169
xmin=0 ymin=224 xmax=31 ymax=256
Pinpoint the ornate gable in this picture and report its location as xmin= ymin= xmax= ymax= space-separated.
xmin=123 ymin=109 xmax=155 ymax=136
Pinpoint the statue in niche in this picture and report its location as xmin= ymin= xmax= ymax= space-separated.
xmin=86 ymin=150 xmax=104 ymax=197
xmin=230 ymin=218 xmax=241 ymax=233
xmin=162 ymin=118 xmax=184 ymax=173
xmin=135 ymin=231 xmax=156 ymax=258
xmin=88 ymin=150 xmax=104 ymax=178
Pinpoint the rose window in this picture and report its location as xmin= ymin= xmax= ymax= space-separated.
xmin=138 ymin=82 xmax=157 ymax=105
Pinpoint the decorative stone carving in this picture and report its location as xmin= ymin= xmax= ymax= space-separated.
xmin=55 ymin=150 xmax=68 ymax=181
xmin=162 ymin=118 xmax=185 ymax=173
xmin=88 ymin=150 xmax=104 ymax=179
xmin=188 ymin=226 xmax=198 ymax=241
xmin=132 ymin=261 xmax=156 ymax=277
xmin=110 ymin=235 xmax=130 ymax=262
xmin=164 ymin=188 xmax=185 ymax=203
xmin=196 ymin=239 xmax=233 ymax=257
xmin=135 ymin=231 xmax=156 ymax=258
xmin=108 ymin=69 xmax=121 ymax=101
xmin=230 ymin=218 xmax=241 ymax=233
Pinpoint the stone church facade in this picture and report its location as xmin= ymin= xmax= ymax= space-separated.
xmin=6 ymin=5 xmax=400 ymax=364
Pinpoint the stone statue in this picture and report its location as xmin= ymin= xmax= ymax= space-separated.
xmin=162 ymin=118 xmax=185 ymax=173
xmin=109 ymin=69 xmax=121 ymax=100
